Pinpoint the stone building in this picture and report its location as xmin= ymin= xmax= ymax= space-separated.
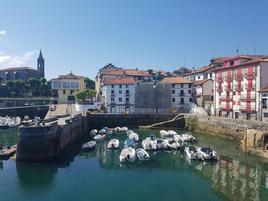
xmin=102 ymin=77 xmax=136 ymax=114
xmin=214 ymin=55 xmax=268 ymax=120
xmin=51 ymin=72 xmax=85 ymax=104
xmin=0 ymin=50 xmax=45 ymax=81
xmin=193 ymin=79 xmax=214 ymax=108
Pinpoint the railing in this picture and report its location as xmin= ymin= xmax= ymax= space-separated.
xmin=240 ymin=104 xmax=256 ymax=111
xmin=216 ymin=77 xmax=223 ymax=82
xmin=234 ymin=74 xmax=244 ymax=81
xmin=224 ymin=75 xmax=232 ymax=81
xmin=179 ymin=93 xmax=185 ymax=96
xmin=245 ymin=72 xmax=255 ymax=80
xmin=240 ymin=92 xmax=255 ymax=100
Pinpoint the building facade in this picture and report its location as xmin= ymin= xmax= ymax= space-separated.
xmin=161 ymin=77 xmax=193 ymax=112
xmin=0 ymin=50 xmax=45 ymax=81
xmin=214 ymin=55 xmax=268 ymax=120
xmin=193 ymin=79 xmax=214 ymax=108
xmin=102 ymin=77 xmax=136 ymax=114
xmin=260 ymin=87 xmax=268 ymax=122
xmin=51 ymin=72 xmax=85 ymax=104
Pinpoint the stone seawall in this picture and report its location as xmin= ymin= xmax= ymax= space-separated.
xmin=87 ymin=113 xmax=185 ymax=129
xmin=185 ymin=114 xmax=268 ymax=141
xmin=0 ymin=105 xmax=48 ymax=119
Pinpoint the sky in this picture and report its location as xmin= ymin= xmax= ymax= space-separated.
xmin=1 ymin=0 xmax=268 ymax=79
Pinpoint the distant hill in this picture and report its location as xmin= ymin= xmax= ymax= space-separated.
xmin=172 ymin=67 xmax=192 ymax=76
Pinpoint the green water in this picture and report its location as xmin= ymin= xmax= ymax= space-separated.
xmin=1 ymin=129 xmax=268 ymax=201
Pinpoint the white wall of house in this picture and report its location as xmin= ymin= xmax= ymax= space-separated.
xmin=103 ymin=84 xmax=135 ymax=114
xmin=171 ymin=83 xmax=193 ymax=108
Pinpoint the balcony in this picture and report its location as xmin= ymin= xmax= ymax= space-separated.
xmin=224 ymin=75 xmax=232 ymax=81
xmin=245 ymin=72 xmax=255 ymax=80
xmin=245 ymin=83 xmax=255 ymax=91
xmin=234 ymin=74 xmax=244 ymax=81
xmin=216 ymin=77 xmax=223 ymax=83
xmin=240 ymin=104 xmax=256 ymax=111
xmin=125 ymin=93 xmax=130 ymax=97
xmin=110 ymin=93 xmax=116 ymax=97
xmin=240 ymin=92 xmax=256 ymax=101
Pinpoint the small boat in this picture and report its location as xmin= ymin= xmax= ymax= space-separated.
xmin=94 ymin=134 xmax=106 ymax=141
xmin=155 ymin=139 xmax=168 ymax=150
xmin=128 ymin=132 xmax=139 ymax=141
xmin=149 ymin=133 xmax=156 ymax=140
xmin=181 ymin=134 xmax=196 ymax=143
xmin=107 ymin=139 xmax=120 ymax=149
xmin=124 ymin=139 xmax=138 ymax=148
xmin=136 ymin=148 xmax=150 ymax=161
xmin=121 ymin=127 xmax=128 ymax=131
xmin=126 ymin=130 xmax=135 ymax=136
xmin=142 ymin=139 xmax=153 ymax=150
xmin=167 ymin=130 xmax=177 ymax=135
xmin=89 ymin=129 xmax=98 ymax=136
xmin=164 ymin=138 xmax=181 ymax=149
xmin=119 ymin=147 xmax=136 ymax=162
xmin=197 ymin=146 xmax=217 ymax=160
xmin=99 ymin=128 xmax=107 ymax=134
xmin=160 ymin=130 xmax=170 ymax=138
xmin=82 ymin=141 xmax=96 ymax=151
xmin=185 ymin=146 xmax=200 ymax=160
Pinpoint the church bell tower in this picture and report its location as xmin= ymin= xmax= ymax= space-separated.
xmin=37 ymin=50 xmax=45 ymax=77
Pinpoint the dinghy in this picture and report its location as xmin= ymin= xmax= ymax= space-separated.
xmin=107 ymin=139 xmax=120 ymax=149
xmin=167 ymin=130 xmax=177 ymax=135
xmin=126 ymin=130 xmax=135 ymax=136
xmin=181 ymin=134 xmax=196 ymax=143
xmin=185 ymin=146 xmax=200 ymax=160
xmin=121 ymin=127 xmax=128 ymax=132
xmin=197 ymin=146 xmax=217 ymax=160
xmin=128 ymin=132 xmax=139 ymax=141
xmin=136 ymin=148 xmax=150 ymax=161
xmin=142 ymin=138 xmax=154 ymax=150
xmin=119 ymin=147 xmax=136 ymax=162
xmin=82 ymin=141 xmax=96 ymax=151
xmin=155 ymin=139 xmax=169 ymax=150
xmin=94 ymin=134 xmax=106 ymax=141
xmin=164 ymin=139 xmax=181 ymax=149
xmin=160 ymin=130 xmax=169 ymax=138
xmin=124 ymin=139 xmax=138 ymax=148
xmin=99 ymin=128 xmax=107 ymax=134
xmin=89 ymin=129 xmax=98 ymax=136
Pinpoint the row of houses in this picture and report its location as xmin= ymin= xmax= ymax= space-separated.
xmin=97 ymin=54 xmax=268 ymax=122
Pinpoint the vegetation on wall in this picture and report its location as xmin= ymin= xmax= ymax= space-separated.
xmin=75 ymin=89 xmax=96 ymax=102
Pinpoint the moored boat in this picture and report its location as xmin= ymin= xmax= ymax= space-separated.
xmin=107 ymin=139 xmax=120 ymax=149
xmin=128 ymin=132 xmax=139 ymax=141
xmin=185 ymin=146 xmax=200 ymax=160
xmin=197 ymin=146 xmax=217 ymax=160
xmin=82 ymin=141 xmax=96 ymax=151
xmin=164 ymin=138 xmax=181 ymax=149
xmin=89 ymin=129 xmax=98 ymax=136
xmin=136 ymin=148 xmax=150 ymax=161
xmin=94 ymin=134 xmax=106 ymax=141
xmin=124 ymin=139 xmax=138 ymax=148
xmin=119 ymin=147 xmax=136 ymax=162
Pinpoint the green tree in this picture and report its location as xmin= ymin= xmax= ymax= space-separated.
xmin=75 ymin=89 xmax=96 ymax=102
xmin=84 ymin=77 xmax=95 ymax=90
xmin=28 ymin=77 xmax=41 ymax=96
xmin=40 ymin=78 xmax=52 ymax=97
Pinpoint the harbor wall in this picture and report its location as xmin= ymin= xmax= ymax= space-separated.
xmin=184 ymin=114 xmax=268 ymax=141
xmin=87 ymin=113 xmax=185 ymax=129
xmin=0 ymin=105 xmax=48 ymax=119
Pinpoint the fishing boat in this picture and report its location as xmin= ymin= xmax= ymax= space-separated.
xmin=164 ymin=138 xmax=181 ymax=149
xmin=94 ymin=134 xmax=106 ymax=141
xmin=89 ymin=129 xmax=98 ymax=136
xmin=136 ymin=148 xmax=150 ymax=161
xmin=107 ymin=139 xmax=120 ymax=149
xmin=82 ymin=141 xmax=96 ymax=151
xmin=185 ymin=146 xmax=200 ymax=160
xmin=119 ymin=147 xmax=136 ymax=162
xmin=197 ymin=146 xmax=217 ymax=160
xmin=128 ymin=132 xmax=139 ymax=141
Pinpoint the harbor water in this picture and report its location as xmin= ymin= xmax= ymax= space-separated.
xmin=1 ymin=128 xmax=268 ymax=201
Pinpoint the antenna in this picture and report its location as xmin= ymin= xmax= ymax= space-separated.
xmin=236 ymin=44 xmax=239 ymax=55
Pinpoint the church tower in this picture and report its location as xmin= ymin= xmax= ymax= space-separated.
xmin=37 ymin=50 xmax=45 ymax=77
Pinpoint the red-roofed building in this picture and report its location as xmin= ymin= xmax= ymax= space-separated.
xmin=214 ymin=54 xmax=268 ymax=120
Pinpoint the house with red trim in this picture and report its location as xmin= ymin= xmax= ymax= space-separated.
xmin=214 ymin=55 xmax=268 ymax=120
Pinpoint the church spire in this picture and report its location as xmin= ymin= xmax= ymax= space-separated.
xmin=37 ymin=49 xmax=45 ymax=77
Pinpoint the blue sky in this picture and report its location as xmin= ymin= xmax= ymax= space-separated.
xmin=1 ymin=0 xmax=268 ymax=79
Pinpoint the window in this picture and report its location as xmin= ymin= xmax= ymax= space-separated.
xmin=188 ymin=84 xmax=192 ymax=88
xmin=188 ymin=89 xmax=191 ymax=94
xmin=197 ymin=76 xmax=200 ymax=79
xmin=119 ymin=98 xmax=122 ymax=102
xmin=111 ymin=97 xmax=114 ymax=101
xmin=70 ymin=90 xmax=74 ymax=95
xmin=126 ymin=98 xmax=129 ymax=102
xmin=180 ymin=90 xmax=184 ymax=96
xmin=172 ymin=84 xmax=175 ymax=88
xmin=126 ymin=90 xmax=129 ymax=93
xmin=172 ymin=90 xmax=175 ymax=94
xmin=230 ymin=61 xmax=234 ymax=66
xmin=70 ymin=82 xmax=79 ymax=89
xmin=189 ymin=98 xmax=192 ymax=102
xmin=62 ymin=82 xmax=71 ymax=88
xmin=246 ymin=113 xmax=251 ymax=120
xmin=112 ymin=85 xmax=114 ymax=88
xmin=181 ymin=84 xmax=184 ymax=88
xmin=262 ymin=99 xmax=267 ymax=109
xmin=63 ymin=90 xmax=66 ymax=95
xmin=180 ymin=98 xmax=184 ymax=104
xmin=211 ymin=96 xmax=214 ymax=101
xmin=264 ymin=113 xmax=268 ymax=118
xmin=119 ymin=85 xmax=122 ymax=88
xmin=172 ymin=98 xmax=175 ymax=103
xmin=52 ymin=81 xmax=61 ymax=89
xmin=111 ymin=90 xmax=114 ymax=94
xmin=119 ymin=90 xmax=122 ymax=94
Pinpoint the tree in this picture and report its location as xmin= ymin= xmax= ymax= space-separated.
xmin=84 ymin=77 xmax=95 ymax=90
xmin=75 ymin=89 xmax=96 ymax=102
xmin=28 ymin=77 xmax=41 ymax=96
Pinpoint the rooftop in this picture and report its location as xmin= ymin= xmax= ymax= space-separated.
xmin=102 ymin=68 xmax=152 ymax=77
xmin=161 ymin=76 xmax=193 ymax=84
xmin=51 ymin=72 xmax=84 ymax=80
xmin=0 ymin=67 xmax=38 ymax=72
xmin=184 ymin=66 xmax=211 ymax=76
xmin=193 ymin=79 xmax=212 ymax=86
xmin=104 ymin=77 xmax=136 ymax=85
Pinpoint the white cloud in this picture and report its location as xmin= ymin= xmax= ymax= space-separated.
xmin=0 ymin=30 xmax=6 ymax=40
xmin=0 ymin=50 xmax=37 ymax=67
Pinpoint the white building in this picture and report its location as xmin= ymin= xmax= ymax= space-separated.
xmin=161 ymin=77 xmax=193 ymax=111
xmin=102 ymin=77 xmax=136 ymax=114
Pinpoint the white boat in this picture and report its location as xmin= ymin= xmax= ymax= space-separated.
xmin=155 ymin=139 xmax=169 ymax=150
xmin=160 ymin=130 xmax=169 ymax=138
xmin=82 ymin=141 xmax=96 ymax=151
xmin=136 ymin=148 xmax=150 ymax=161
xmin=89 ymin=129 xmax=98 ymax=136
xmin=99 ymin=128 xmax=107 ymax=134
xmin=94 ymin=134 xmax=106 ymax=141
xmin=121 ymin=127 xmax=128 ymax=131
xmin=164 ymin=138 xmax=181 ymax=149
xmin=181 ymin=134 xmax=196 ymax=143
xmin=107 ymin=139 xmax=120 ymax=149
xmin=119 ymin=147 xmax=136 ymax=162
xmin=167 ymin=130 xmax=177 ymax=135
xmin=197 ymin=146 xmax=217 ymax=160
xmin=142 ymin=137 xmax=157 ymax=150
xmin=126 ymin=130 xmax=135 ymax=136
xmin=185 ymin=146 xmax=200 ymax=160
xmin=128 ymin=132 xmax=139 ymax=141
